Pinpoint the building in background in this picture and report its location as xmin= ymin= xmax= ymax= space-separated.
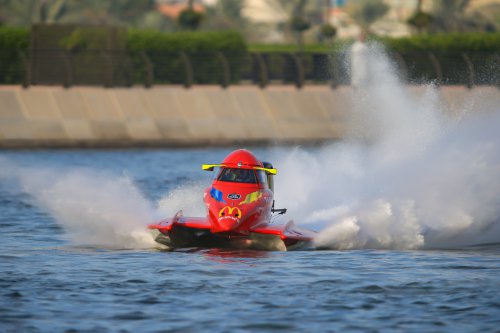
xmin=371 ymin=0 xmax=419 ymax=37
xmin=1 ymin=0 xmax=496 ymax=42
xmin=241 ymin=0 xmax=288 ymax=42
xmin=156 ymin=0 xmax=206 ymax=20
xmin=328 ymin=0 xmax=421 ymax=38
xmin=238 ymin=0 xmax=425 ymax=40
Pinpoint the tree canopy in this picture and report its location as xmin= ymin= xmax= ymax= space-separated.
xmin=346 ymin=0 xmax=389 ymax=30
xmin=0 ymin=0 xmax=156 ymax=26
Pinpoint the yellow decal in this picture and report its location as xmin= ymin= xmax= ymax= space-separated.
xmin=240 ymin=191 xmax=262 ymax=205
xmin=254 ymin=166 xmax=277 ymax=175
xmin=219 ymin=206 xmax=242 ymax=218
xmin=202 ymin=164 xmax=225 ymax=171
xmin=202 ymin=164 xmax=276 ymax=174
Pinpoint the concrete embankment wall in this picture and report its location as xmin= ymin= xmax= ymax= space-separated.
xmin=0 ymin=85 xmax=498 ymax=148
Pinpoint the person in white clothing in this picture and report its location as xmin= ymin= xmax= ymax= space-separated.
xmin=350 ymin=32 xmax=370 ymax=89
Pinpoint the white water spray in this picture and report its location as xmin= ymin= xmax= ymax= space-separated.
xmin=275 ymin=43 xmax=500 ymax=249
xmin=156 ymin=182 xmax=207 ymax=218
xmin=17 ymin=168 xmax=157 ymax=249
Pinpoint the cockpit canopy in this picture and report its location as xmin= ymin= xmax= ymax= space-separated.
xmin=202 ymin=149 xmax=276 ymax=191
xmin=218 ymin=168 xmax=256 ymax=183
xmin=217 ymin=167 xmax=268 ymax=185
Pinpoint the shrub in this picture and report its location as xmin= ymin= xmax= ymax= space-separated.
xmin=383 ymin=32 xmax=500 ymax=52
xmin=178 ymin=9 xmax=204 ymax=31
xmin=127 ymin=30 xmax=247 ymax=84
xmin=320 ymin=24 xmax=338 ymax=40
xmin=383 ymin=33 xmax=500 ymax=84
xmin=0 ymin=27 xmax=29 ymax=84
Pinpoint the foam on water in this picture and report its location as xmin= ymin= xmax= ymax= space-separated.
xmin=274 ymin=43 xmax=500 ymax=249
xmin=15 ymin=168 xmax=157 ymax=249
xmin=0 ymin=160 xmax=209 ymax=249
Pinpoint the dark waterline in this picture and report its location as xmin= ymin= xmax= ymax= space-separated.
xmin=1 ymin=149 xmax=499 ymax=332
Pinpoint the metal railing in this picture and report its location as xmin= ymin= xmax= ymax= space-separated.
xmin=1 ymin=50 xmax=498 ymax=88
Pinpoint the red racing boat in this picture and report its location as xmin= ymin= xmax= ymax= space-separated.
xmin=148 ymin=149 xmax=316 ymax=251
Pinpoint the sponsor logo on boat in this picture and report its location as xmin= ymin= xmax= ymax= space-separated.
xmin=227 ymin=193 xmax=241 ymax=200
xmin=210 ymin=187 xmax=226 ymax=203
xmin=218 ymin=206 xmax=242 ymax=221
xmin=240 ymin=191 xmax=262 ymax=205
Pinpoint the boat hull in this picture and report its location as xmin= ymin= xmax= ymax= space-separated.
xmin=150 ymin=224 xmax=314 ymax=251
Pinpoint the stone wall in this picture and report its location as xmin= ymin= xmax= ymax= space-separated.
xmin=0 ymin=85 xmax=498 ymax=147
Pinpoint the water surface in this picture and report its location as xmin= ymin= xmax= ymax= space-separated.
xmin=1 ymin=149 xmax=499 ymax=332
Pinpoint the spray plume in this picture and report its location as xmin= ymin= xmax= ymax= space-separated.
xmin=275 ymin=43 xmax=500 ymax=249
xmin=18 ymin=168 xmax=157 ymax=249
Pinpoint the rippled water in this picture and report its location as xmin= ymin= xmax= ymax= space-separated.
xmin=1 ymin=149 xmax=499 ymax=332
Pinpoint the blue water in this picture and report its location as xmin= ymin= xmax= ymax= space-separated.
xmin=1 ymin=149 xmax=499 ymax=332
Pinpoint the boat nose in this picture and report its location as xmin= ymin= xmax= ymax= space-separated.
xmin=217 ymin=216 xmax=241 ymax=231
xmin=212 ymin=206 xmax=242 ymax=232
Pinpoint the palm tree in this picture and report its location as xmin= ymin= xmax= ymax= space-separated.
xmin=346 ymin=0 xmax=389 ymax=32
xmin=0 ymin=0 xmax=68 ymax=25
xmin=432 ymin=0 xmax=470 ymax=32
xmin=417 ymin=0 xmax=423 ymax=12
xmin=0 ymin=0 xmax=156 ymax=26
xmin=290 ymin=0 xmax=310 ymax=51
xmin=430 ymin=0 xmax=496 ymax=32
xmin=407 ymin=0 xmax=433 ymax=33
xmin=178 ymin=0 xmax=203 ymax=30
xmin=203 ymin=0 xmax=246 ymax=30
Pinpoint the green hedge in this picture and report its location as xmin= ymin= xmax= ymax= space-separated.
xmin=382 ymin=33 xmax=500 ymax=85
xmin=249 ymin=43 xmax=334 ymax=53
xmin=0 ymin=27 xmax=29 ymax=84
xmin=127 ymin=30 xmax=246 ymax=53
xmin=383 ymin=32 xmax=500 ymax=53
xmin=249 ymin=33 xmax=500 ymax=54
xmin=0 ymin=27 xmax=247 ymax=85
xmin=248 ymin=33 xmax=500 ymax=85
xmin=0 ymin=27 xmax=498 ymax=85
xmin=127 ymin=30 xmax=247 ymax=84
